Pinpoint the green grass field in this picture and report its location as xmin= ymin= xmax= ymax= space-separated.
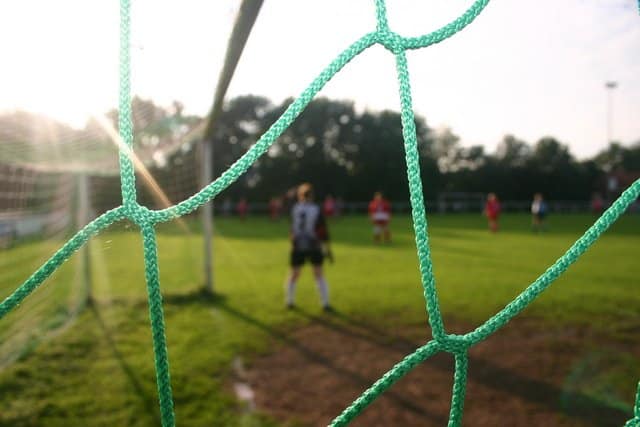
xmin=0 ymin=213 xmax=639 ymax=426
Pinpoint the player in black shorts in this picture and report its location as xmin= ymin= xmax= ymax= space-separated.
xmin=531 ymin=192 xmax=548 ymax=232
xmin=284 ymin=183 xmax=332 ymax=311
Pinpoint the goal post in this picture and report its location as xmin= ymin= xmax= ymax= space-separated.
xmin=200 ymin=0 xmax=264 ymax=294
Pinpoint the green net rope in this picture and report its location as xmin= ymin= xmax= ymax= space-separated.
xmin=1 ymin=1 xmax=639 ymax=426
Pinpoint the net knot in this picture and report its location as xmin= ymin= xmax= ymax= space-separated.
xmin=438 ymin=334 xmax=471 ymax=355
xmin=124 ymin=204 xmax=154 ymax=227
xmin=376 ymin=30 xmax=404 ymax=54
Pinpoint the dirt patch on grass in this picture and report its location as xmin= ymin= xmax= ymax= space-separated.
xmin=241 ymin=310 xmax=636 ymax=426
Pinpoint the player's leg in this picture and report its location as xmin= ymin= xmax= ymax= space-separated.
xmin=285 ymin=251 xmax=304 ymax=308
xmin=489 ymin=217 xmax=498 ymax=233
xmin=311 ymin=251 xmax=331 ymax=310
xmin=382 ymin=223 xmax=391 ymax=243
xmin=373 ymin=224 xmax=381 ymax=243
xmin=285 ymin=267 xmax=301 ymax=308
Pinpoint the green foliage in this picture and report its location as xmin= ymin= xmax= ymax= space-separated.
xmin=204 ymin=96 xmax=637 ymax=202
xmin=595 ymin=142 xmax=640 ymax=173
xmin=3 ymin=97 xmax=638 ymax=206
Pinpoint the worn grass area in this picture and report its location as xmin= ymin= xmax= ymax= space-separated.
xmin=0 ymin=214 xmax=638 ymax=426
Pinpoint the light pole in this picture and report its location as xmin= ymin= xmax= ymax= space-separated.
xmin=605 ymin=81 xmax=618 ymax=144
xmin=604 ymin=81 xmax=619 ymax=199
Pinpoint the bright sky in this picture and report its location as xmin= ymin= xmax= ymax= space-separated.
xmin=1 ymin=0 xmax=639 ymax=159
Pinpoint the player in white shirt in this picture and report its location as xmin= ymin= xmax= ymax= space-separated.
xmin=531 ymin=192 xmax=548 ymax=232
xmin=285 ymin=183 xmax=332 ymax=311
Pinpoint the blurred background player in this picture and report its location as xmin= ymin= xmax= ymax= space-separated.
xmin=484 ymin=193 xmax=501 ymax=233
xmin=268 ymin=196 xmax=282 ymax=221
xmin=221 ymin=198 xmax=233 ymax=217
xmin=591 ymin=192 xmax=604 ymax=214
xmin=284 ymin=183 xmax=332 ymax=311
xmin=531 ymin=193 xmax=548 ymax=232
xmin=323 ymin=194 xmax=336 ymax=219
xmin=236 ymin=197 xmax=248 ymax=220
xmin=368 ymin=191 xmax=392 ymax=243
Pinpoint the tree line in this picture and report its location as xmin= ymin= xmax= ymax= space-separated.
xmin=208 ymin=95 xmax=639 ymax=203
xmin=2 ymin=95 xmax=639 ymax=211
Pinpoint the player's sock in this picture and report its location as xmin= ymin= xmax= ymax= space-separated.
xmin=315 ymin=277 xmax=330 ymax=307
xmin=285 ymin=278 xmax=296 ymax=307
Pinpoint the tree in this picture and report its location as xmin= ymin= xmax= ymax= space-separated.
xmin=530 ymin=137 xmax=572 ymax=172
xmin=430 ymin=127 xmax=461 ymax=172
xmin=495 ymin=134 xmax=531 ymax=167
xmin=595 ymin=142 xmax=640 ymax=172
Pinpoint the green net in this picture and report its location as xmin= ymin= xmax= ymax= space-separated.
xmin=1 ymin=1 xmax=639 ymax=426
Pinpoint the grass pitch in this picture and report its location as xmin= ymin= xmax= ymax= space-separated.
xmin=0 ymin=213 xmax=638 ymax=426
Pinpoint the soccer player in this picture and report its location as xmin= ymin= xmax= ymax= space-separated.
xmin=531 ymin=193 xmax=548 ymax=232
xmin=484 ymin=193 xmax=501 ymax=233
xmin=323 ymin=194 xmax=336 ymax=218
xmin=236 ymin=198 xmax=248 ymax=220
xmin=590 ymin=192 xmax=604 ymax=214
xmin=284 ymin=183 xmax=332 ymax=311
xmin=268 ymin=196 xmax=282 ymax=221
xmin=368 ymin=191 xmax=392 ymax=243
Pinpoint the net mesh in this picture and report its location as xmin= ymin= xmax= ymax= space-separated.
xmin=0 ymin=165 xmax=81 ymax=368
xmin=1 ymin=0 xmax=639 ymax=426
xmin=0 ymin=97 xmax=204 ymax=371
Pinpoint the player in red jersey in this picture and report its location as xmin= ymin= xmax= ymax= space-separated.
xmin=268 ymin=196 xmax=282 ymax=221
xmin=368 ymin=192 xmax=392 ymax=243
xmin=323 ymin=194 xmax=336 ymax=218
xmin=236 ymin=198 xmax=248 ymax=220
xmin=484 ymin=192 xmax=501 ymax=233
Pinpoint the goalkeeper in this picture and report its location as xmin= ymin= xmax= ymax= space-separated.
xmin=284 ymin=183 xmax=333 ymax=311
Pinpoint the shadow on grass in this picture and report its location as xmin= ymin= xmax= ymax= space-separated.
xmin=139 ymin=289 xmax=631 ymax=426
xmin=294 ymin=309 xmax=631 ymax=427
xmin=161 ymin=288 xmax=227 ymax=306
xmin=90 ymin=304 xmax=161 ymax=426
xmin=155 ymin=289 xmax=446 ymax=424
xmin=215 ymin=301 xmax=447 ymax=425
xmin=105 ymin=287 xmax=226 ymax=310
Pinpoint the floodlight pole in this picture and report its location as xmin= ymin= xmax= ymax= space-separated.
xmin=201 ymin=0 xmax=264 ymax=294
xmin=605 ymin=81 xmax=618 ymax=144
